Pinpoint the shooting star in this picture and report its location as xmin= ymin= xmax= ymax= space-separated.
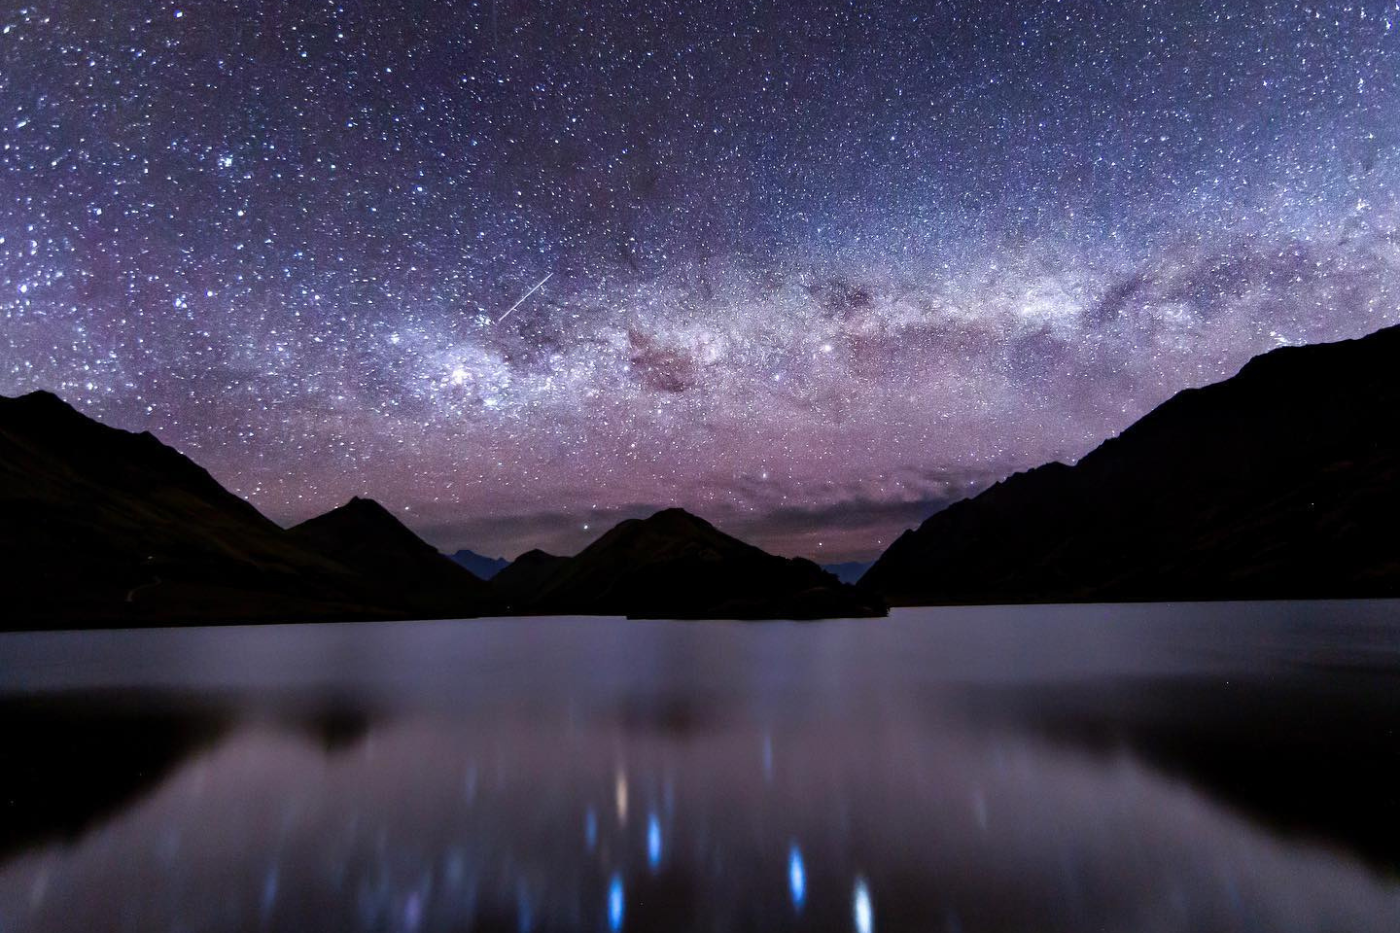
xmin=496 ymin=272 xmax=553 ymax=324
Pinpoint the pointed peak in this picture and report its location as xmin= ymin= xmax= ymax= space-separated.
xmin=450 ymin=547 xmax=503 ymax=561
xmin=641 ymin=508 xmax=734 ymax=543
xmin=10 ymin=389 xmax=72 ymax=408
xmin=578 ymin=507 xmax=746 ymax=562
xmin=639 ymin=507 xmax=716 ymax=532
xmin=293 ymin=496 xmax=416 ymax=538
xmin=1 ymin=389 xmax=85 ymax=422
xmin=339 ymin=496 xmax=394 ymax=517
xmin=648 ymin=506 xmax=701 ymax=520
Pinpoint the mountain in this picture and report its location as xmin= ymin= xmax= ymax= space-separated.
xmin=0 ymin=392 xmax=872 ymax=625
xmin=290 ymin=498 xmax=496 ymax=618
xmin=821 ymin=561 xmax=874 ymax=585
xmin=491 ymin=548 xmax=570 ymax=603
xmin=862 ymin=325 xmax=1400 ymax=604
xmin=495 ymin=508 xmax=886 ymax=619
xmin=447 ymin=549 xmax=510 ymax=580
xmin=0 ymin=391 xmax=392 ymax=627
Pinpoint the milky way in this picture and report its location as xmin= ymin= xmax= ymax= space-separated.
xmin=3 ymin=1 xmax=1398 ymax=560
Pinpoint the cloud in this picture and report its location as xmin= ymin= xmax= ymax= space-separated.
xmin=404 ymin=464 xmax=1004 ymax=564
xmin=413 ymin=502 xmax=667 ymax=559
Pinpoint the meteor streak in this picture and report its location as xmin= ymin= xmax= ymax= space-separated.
xmin=496 ymin=272 xmax=553 ymax=324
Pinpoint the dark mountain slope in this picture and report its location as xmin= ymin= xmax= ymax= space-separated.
xmin=490 ymin=548 xmax=570 ymax=604
xmin=290 ymin=498 xmax=496 ymax=619
xmin=501 ymin=508 xmax=886 ymax=619
xmin=862 ymin=325 xmax=1400 ymax=604
xmin=0 ymin=391 xmax=388 ymax=627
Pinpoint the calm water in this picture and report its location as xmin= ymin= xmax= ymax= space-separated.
xmin=1 ymin=602 xmax=1399 ymax=933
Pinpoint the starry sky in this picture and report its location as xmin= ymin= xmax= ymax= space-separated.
xmin=3 ymin=0 xmax=1399 ymax=562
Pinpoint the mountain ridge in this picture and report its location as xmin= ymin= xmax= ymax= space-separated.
xmin=1 ymin=392 xmax=879 ymax=626
xmin=862 ymin=324 xmax=1400 ymax=603
xmin=447 ymin=549 xmax=510 ymax=580
xmin=496 ymin=507 xmax=886 ymax=619
xmin=289 ymin=497 xmax=497 ymax=619
xmin=0 ymin=391 xmax=391 ymax=626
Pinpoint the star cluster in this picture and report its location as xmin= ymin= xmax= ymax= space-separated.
xmin=3 ymin=0 xmax=1398 ymax=560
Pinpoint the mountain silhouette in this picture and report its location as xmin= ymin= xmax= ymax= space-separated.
xmin=0 ymin=392 xmax=490 ymax=627
xmin=496 ymin=508 xmax=886 ymax=619
xmin=821 ymin=561 xmax=874 ymax=585
xmin=291 ymin=498 xmax=496 ymax=618
xmin=862 ymin=325 xmax=1400 ymax=604
xmin=1 ymin=392 xmax=873 ymax=626
xmin=491 ymin=548 xmax=570 ymax=603
xmin=0 ymin=391 xmax=394 ymax=627
xmin=447 ymin=548 xmax=510 ymax=580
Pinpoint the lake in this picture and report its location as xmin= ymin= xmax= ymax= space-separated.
xmin=1 ymin=602 xmax=1398 ymax=932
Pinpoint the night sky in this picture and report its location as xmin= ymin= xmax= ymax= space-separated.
xmin=2 ymin=1 xmax=1398 ymax=561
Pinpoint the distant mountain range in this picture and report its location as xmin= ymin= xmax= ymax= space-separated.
xmin=821 ymin=561 xmax=874 ymax=585
xmin=6 ymin=323 xmax=1399 ymax=626
xmin=0 ymin=392 xmax=879 ymax=627
xmin=862 ymin=325 xmax=1400 ymax=604
xmin=491 ymin=509 xmax=884 ymax=620
xmin=446 ymin=549 xmax=510 ymax=580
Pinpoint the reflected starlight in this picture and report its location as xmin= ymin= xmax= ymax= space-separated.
xmin=854 ymin=876 xmax=874 ymax=933
xmin=646 ymin=813 xmax=662 ymax=869
xmin=788 ymin=844 xmax=806 ymax=911
xmin=607 ymin=873 xmax=625 ymax=932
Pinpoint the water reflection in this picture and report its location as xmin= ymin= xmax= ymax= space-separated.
xmin=788 ymin=844 xmax=806 ymax=911
xmin=853 ymin=876 xmax=873 ymax=933
xmin=0 ymin=603 xmax=1396 ymax=932
xmin=646 ymin=813 xmax=662 ymax=870
xmin=585 ymin=808 xmax=599 ymax=853
xmin=607 ymin=873 xmax=624 ymax=932
xmin=2 ymin=708 xmax=1397 ymax=932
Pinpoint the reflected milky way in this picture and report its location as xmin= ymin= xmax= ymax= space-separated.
xmin=3 ymin=2 xmax=1399 ymax=559
xmin=1 ymin=604 xmax=1399 ymax=932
